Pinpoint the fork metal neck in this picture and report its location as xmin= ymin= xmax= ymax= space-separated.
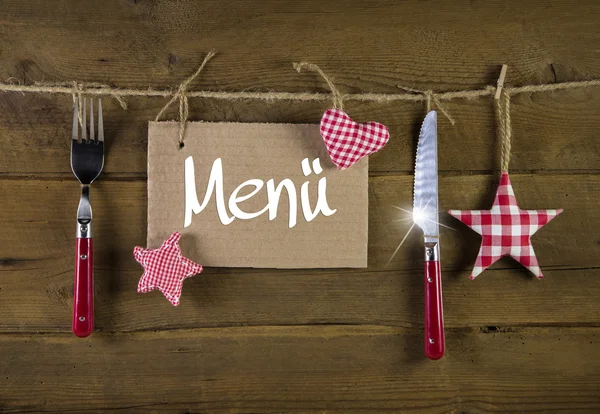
xmin=76 ymin=185 xmax=92 ymax=238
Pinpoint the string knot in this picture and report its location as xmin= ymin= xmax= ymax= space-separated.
xmin=44 ymin=80 xmax=129 ymax=112
xmin=294 ymin=62 xmax=344 ymax=110
xmin=155 ymin=50 xmax=217 ymax=147
xmin=397 ymin=85 xmax=455 ymax=125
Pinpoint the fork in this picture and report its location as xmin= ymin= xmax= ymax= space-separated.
xmin=71 ymin=97 xmax=104 ymax=338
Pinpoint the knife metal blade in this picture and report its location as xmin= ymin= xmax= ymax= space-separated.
xmin=413 ymin=110 xmax=439 ymax=239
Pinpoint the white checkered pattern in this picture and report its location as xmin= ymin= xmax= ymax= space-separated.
xmin=319 ymin=108 xmax=389 ymax=170
xmin=134 ymin=232 xmax=203 ymax=306
xmin=449 ymin=171 xmax=562 ymax=279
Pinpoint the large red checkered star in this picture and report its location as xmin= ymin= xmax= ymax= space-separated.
xmin=134 ymin=232 xmax=203 ymax=306
xmin=448 ymin=171 xmax=562 ymax=279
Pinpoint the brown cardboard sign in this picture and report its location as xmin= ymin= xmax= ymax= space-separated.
xmin=147 ymin=121 xmax=368 ymax=268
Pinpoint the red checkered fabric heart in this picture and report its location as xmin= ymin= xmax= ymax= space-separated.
xmin=319 ymin=108 xmax=389 ymax=170
xmin=134 ymin=232 xmax=203 ymax=306
xmin=449 ymin=171 xmax=562 ymax=279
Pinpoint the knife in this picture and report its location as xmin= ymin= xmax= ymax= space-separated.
xmin=413 ymin=110 xmax=445 ymax=360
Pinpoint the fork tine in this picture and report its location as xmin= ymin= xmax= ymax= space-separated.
xmin=97 ymin=99 xmax=104 ymax=142
xmin=72 ymin=99 xmax=79 ymax=141
xmin=82 ymin=97 xmax=87 ymax=141
xmin=90 ymin=98 xmax=95 ymax=141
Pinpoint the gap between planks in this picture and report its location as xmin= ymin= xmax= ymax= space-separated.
xmin=0 ymin=324 xmax=599 ymax=337
xmin=0 ymin=169 xmax=599 ymax=181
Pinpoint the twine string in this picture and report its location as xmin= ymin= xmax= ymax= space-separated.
xmin=36 ymin=81 xmax=128 ymax=129
xmin=497 ymin=90 xmax=512 ymax=171
xmin=491 ymin=65 xmax=513 ymax=172
xmin=293 ymin=62 xmax=344 ymax=110
xmin=495 ymin=93 xmax=505 ymax=169
xmin=0 ymin=57 xmax=598 ymax=153
xmin=0 ymin=75 xmax=597 ymax=103
xmin=493 ymin=90 xmax=512 ymax=172
xmin=155 ymin=50 xmax=217 ymax=146
xmin=425 ymin=91 xmax=433 ymax=112
xmin=72 ymin=81 xmax=83 ymax=129
xmin=431 ymin=93 xmax=455 ymax=125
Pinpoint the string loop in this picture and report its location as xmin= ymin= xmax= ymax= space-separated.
xmin=36 ymin=81 xmax=128 ymax=119
xmin=293 ymin=62 xmax=345 ymax=110
xmin=72 ymin=81 xmax=83 ymax=129
xmin=492 ymin=65 xmax=513 ymax=172
xmin=155 ymin=50 xmax=217 ymax=146
xmin=425 ymin=91 xmax=433 ymax=112
xmin=397 ymin=85 xmax=455 ymax=125
xmin=496 ymin=90 xmax=512 ymax=172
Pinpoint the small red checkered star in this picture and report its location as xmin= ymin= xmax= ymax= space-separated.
xmin=134 ymin=232 xmax=203 ymax=306
xmin=449 ymin=171 xmax=562 ymax=279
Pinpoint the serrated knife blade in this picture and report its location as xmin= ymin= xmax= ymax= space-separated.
xmin=414 ymin=111 xmax=439 ymax=238
xmin=413 ymin=110 xmax=445 ymax=360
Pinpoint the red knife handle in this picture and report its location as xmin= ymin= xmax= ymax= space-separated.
xmin=424 ymin=259 xmax=445 ymax=360
xmin=73 ymin=237 xmax=93 ymax=337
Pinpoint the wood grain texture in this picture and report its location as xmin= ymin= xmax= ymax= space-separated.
xmin=0 ymin=92 xmax=599 ymax=175
xmin=0 ymin=0 xmax=599 ymax=412
xmin=0 ymin=174 xmax=588 ymax=270
xmin=0 ymin=327 xmax=599 ymax=413
xmin=0 ymin=175 xmax=596 ymax=332
xmin=2 ymin=266 xmax=599 ymax=333
xmin=1 ymin=1 xmax=599 ymax=90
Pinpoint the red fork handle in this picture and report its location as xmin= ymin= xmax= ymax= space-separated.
xmin=424 ymin=260 xmax=444 ymax=359
xmin=73 ymin=238 xmax=94 ymax=337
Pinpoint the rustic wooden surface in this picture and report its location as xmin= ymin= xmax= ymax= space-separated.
xmin=0 ymin=1 xmax=599 ymax=412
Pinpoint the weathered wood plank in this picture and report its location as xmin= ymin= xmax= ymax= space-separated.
xmin=0 ymin=174 xmax=595 ymax=331
xmin=0 ymin=174 xmax=587 ymax=270
xmin=0 ymin=1 xmax=599 ymax=411
xmin=0 ymin=326 xmax=599 ymax=412
xmin=0 ymin=1 xmax=599 ymax=175
xmin=370 ymin=174 xmax=587 ymax=270
xmin=1 ymin=265 xmax=598 ymax=333
xmin=1 ymin=1 xmax=599 ymax=90
xmin=0 ymin=76 xmax=598 ymax=175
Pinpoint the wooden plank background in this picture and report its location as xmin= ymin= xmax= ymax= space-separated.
xmin=0 ymin=0 xmax=599 ymax=412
